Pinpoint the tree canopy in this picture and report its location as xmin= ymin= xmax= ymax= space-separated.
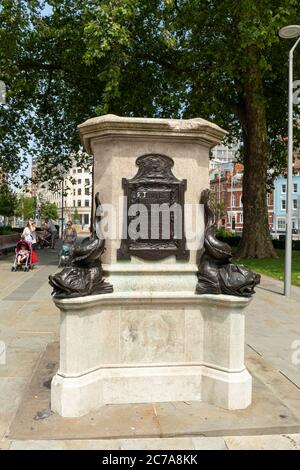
xmin=15 ymin=195 xmax=36 ymax=219
xmin=1 ymin=0 xmax=300 ymax=257
xmin=0 ymin=183 xmax=17 ymax=218
xmin=40 ymin=201 xmax=58 ymax=220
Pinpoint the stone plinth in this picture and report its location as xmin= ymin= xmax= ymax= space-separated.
xmin=78 ymin=114 xmax=227 ymax=292
xmin=51 ymin=292 xmax=252 ymax=417
xmin=51 ymin=114 xmax=253 ymax=418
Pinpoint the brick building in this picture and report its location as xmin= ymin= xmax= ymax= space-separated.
xmin=210 ymin=162 xmax=274 ymax=234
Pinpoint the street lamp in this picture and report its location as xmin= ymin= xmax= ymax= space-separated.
xmin=279 ymin=25 xmax=300 ymax=297
xmin=56 ymin=164 xmax=66 ymax=238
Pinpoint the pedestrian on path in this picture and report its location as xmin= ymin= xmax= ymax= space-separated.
xmin=21 ymin=220 xmax=39 ymax=266
xmin=22 ymin=219 xmax=34 ymax=245
xmin=45 ymin=218 xmax=58 ymax=249
xmin=62 ymin=220 xmax=77 ymax=251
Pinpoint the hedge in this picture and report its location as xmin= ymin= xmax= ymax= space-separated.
xmin=216 ymin=235 xmax=300 ymax=251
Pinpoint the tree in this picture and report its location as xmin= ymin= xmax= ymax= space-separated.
xmin=1 ymin=1 xmax=300 ymax=257
xmin=0 ymin=0 xmax=112 ymax=187
xmin=80 ymin=0 xmax=299 ymax=258
xmin=0 ymin=183 xmax=17 ymax=220
xmin=72 ymin=208 xmax=80 ymax=223
xmin=209 ymin=194 xmax=226 ymax=228
xmin=15 ymin=196 xmax=36 ymax=220
xmin=40 ymin=202 xmax=58 ymax=221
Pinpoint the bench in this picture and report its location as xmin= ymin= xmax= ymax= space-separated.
xmin=0 ymin=234 xmax=21 ymax=255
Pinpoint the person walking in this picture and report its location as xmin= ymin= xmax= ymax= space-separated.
xmin=30 ymin=221 xmax=37 ymax=250
xmin=22 ymin=219 xmax=34 ymax=245
xmin=45 ymin=218 xmax=58 ymax=249
xmin=62 ymin=220 xmax=77 ymax=251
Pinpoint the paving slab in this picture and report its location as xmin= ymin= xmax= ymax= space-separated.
xmin=246 ymin=278 xmax=300 ymax=389
xmin=8 ymin=437 xmax=228 ymax=450
xmin=0 ymin=377 xmax=28 ymax=440
xmin=224 ymin=434 xmax=300 ymax=450
xmin=0 ymin=439 xmax=11 ymax=450
xmin=1 ymin=251 xmax=300 ymax=449
xmin=3 ymin=266 xmax=55 ymax=302
xmin=0 ymin=348 xmax=41 ymax=378
xmin=8 ymin=342 xmax=300 ymax=441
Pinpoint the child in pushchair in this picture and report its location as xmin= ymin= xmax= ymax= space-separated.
xmin=58 ymin=244 xmax=72 ymax=267
xmin=12 ymin=240 xmax=32 ymax=272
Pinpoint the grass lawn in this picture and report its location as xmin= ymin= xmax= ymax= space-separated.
xmin=233 ymin=249 xmax=300 ymax=287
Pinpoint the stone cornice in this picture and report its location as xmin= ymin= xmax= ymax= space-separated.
xmin=78 ymin=114 xmax=227 ymax=154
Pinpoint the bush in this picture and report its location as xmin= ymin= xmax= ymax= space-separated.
xmin=273 ymin=238 xmax=300 ymax=251
xmin=216 ymin=232 xmax=300 ymax=251
xmin=0 ymin=226 xmax=18 ymax=235
xmin=216 ymin=227 xmax=236 ymax=239
xmin=216 ymin=235 xmax=241 ymax=247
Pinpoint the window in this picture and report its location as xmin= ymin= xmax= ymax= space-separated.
xmin=85 ymin=178 xmax=89 ymax=185
xmin=78 ymin=200 xmax=81 ymax=207
xmin=73 ymin=169 xmax=76 ymax=174
xmin=240 ymin=213 xmax=243 ymax=224
xmin=77 ymin=168 xmax=82 ymax=173
xmin=77 ymin=178 xmax=82 ymax=184
xmin=73 ymin=201 xmax=76 ymax=207
xmin=277 ymin=218 xmax=286 ymax=230
xmin=281 ymin=199 xmax=286 ymax=210
xmin=231 ymin=195 xmax=235 ymax=207
xmin=84 ymin=214 xmax=89 ymax=225
xmin=85 ymin=187 xmax=89 ymax=196
xmin=73 ymin=189 xmax=75 ymax=196
xmin=294 ymin=183 xmax=298 ymax=193
xmin=85 ymin=200 xmax=89 ymax=207
xmin=78 ymin=188 xmax=81 ymax=196
xmin=293 ymin=199 xmax=298 ymax=210
xmin=282 ymin=184 xmax=286 ymax=194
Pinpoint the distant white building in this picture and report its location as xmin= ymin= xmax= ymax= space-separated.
xmin=36 ymin=159 xmax=93 ymax=228
xmin=210 ymin=143 xmax=240 ymax=171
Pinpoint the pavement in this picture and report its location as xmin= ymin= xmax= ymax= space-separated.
xmin=0 ymin=247 xmax=300 ymax=450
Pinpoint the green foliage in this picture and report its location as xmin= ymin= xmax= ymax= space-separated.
xmin=15 ymin=196 xmax=36 ymax=219
xmin=72 ymin=207 xmax=80 ymax=223
xmin=0 ymin=225 xmax=18 ymax=235
xmin=216 ymin=227 xmax=236 ymax=239
xmin=40 ymin=201 xmax=58 ymax=220
xmin=0 ymin=184 xmax=17 ymax=217
xmin=1 ymin=0 xmax=298 ymax=182
xmin=1 ymin=0 xmax=300 ymax=256
xmin=233 ymin=249 xmax=300 ymax=287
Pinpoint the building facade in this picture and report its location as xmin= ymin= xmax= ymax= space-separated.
xmin=273 ymin=174 xmax=300 ymax=238
xmin=36 ymin=159 xmax=93 ymax=228
xmin=210 ymin=161 xmax=274 ymax=234
xmin=210 ymin=163 xmax=244 ymax=233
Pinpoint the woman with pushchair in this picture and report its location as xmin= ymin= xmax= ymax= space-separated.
xmin=59 ymin=221 xmax=77 ymax=267
xmin=62 ymin=220 xmax=77 ymax=250
xmin=21 ymin=219 xmax=39 ymax=266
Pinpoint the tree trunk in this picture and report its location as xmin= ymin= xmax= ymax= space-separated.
xmin=236 ymin=56 xmax=277 ymax=259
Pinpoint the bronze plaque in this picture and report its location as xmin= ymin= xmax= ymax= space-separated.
xmin=117 ymin=154 xmax=189 ymax=261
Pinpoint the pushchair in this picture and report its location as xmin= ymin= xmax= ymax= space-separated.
xmin=58 ymin=244 xmax=72 ymax=268
xmin=11 ymin=240 xmax=32 ymax=272
xmin=37 ymin=226 xmax=52 ymax=249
